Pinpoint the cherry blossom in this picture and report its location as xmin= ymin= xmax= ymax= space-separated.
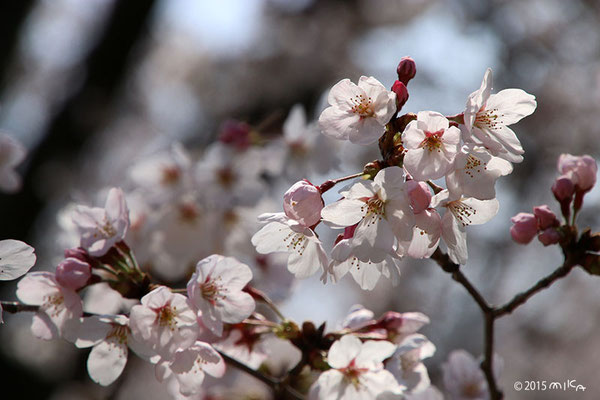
xmin=446 ymin=145 xmax=513 ymax=200
xmin=402 ymin=111 xmax=461 ymax=181
xmin=187 ymin=255 xmax=255 ymax=337
xmin=0 ymin=133 xmax=27 ymax=193
xmin=64 ymin=314 xmax=151 ymax=386
xmin=387 ymin=334 xmax=436 ymax=394
xmin=442 ymin=350 xmax=502 ymax=400
xmin=319 ymin=76 xmax=396 ymax=145
xmin=129 ymin=286 xmax=198 ymax=359
xmin=321 ymin=167 xmax=414 ymax=263
xmin=55 ymin=257 xmax=91 ymax=290
xmin=16 ymin=272 xmax=83 ymax=339
xmin=72 ymin=187 xmax=129 ymax=257
xmin=557 ymin=153 xmax=597 ymax=192
xmin=509 ymin=213 xmax=537 ymax=244
xmin=155 ymin=341 xmax=226 ymax=397
xmin=252 ymin=212 xmax=329 ymax=279
xmin=309 ymin=334 xmax=403 ymax=399
xmin=283 ymin=180 xmax=324 ymax=228
xmin=463 ymin=68 xmax=537 ymax=163
xmin=431 ymin=190 xmax=499 ymax=265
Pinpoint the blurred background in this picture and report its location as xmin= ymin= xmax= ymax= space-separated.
xmin=0 ymin=0 xmax=599 ymax=399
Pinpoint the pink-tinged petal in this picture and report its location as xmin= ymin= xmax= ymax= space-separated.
xmin=68 ymin=316 xmax=112 ymax=348
xmin=328 ymin=334 xmax=362 ymax=368
xmin=31 ymin=312 xmax=59 ymax=340
xmin=218 ymin=291 xmax=255 ymax=324
xmin=129 ymin=305 xmax=158 ymax=341
xmin=404 ymin=147 xmax=452 ymax=181
xmin=356 ymin=340 xmax=396 ymax=368
xmin=417 ymin=111 xmax=449 ymax=132
xmin=358 ymin=76 xmax=387 ymax=99
xmin=465 ymin=68 xmax=493 ymax=132
xmin=348 ymin=117 xmax=385 ymax=145
xmin=402 ymin=122 xmax=426 ymax=149
xmin=105 ymin=187 xmax=129 ymax=236
xmin=251 ymin=222 xmax=292 ymax=254
xmin=192 ymin=342 xmax=226 ymax=378
xmin=373 ymin=90 xmax=397 ymax=125
xmin=485 ymin=89 xmax=537 ymax=125
xmin=406 ymin=210 xmax=441 ymax=259
xmin=484 ymin=125 xmax=523 ymax=155
xmin=87 ymin=338 xmax=128 ymax=386
xmin=213 ymin=256 xmax=253 ymax=290
xmin=345 ymin=180 xmax=376 ymax=199
xmin=327 ymin=78 xmax=362 ymax=109
xmin=16 ymin=272 xmax=58 ymax=305
xmin=0 ymin=240 xmax=36 ymax=281
xmin=256 ymin=212 xmax=288 ymax=224
xmin=319 ymin=105 xmax=359 ymax=141
xmin=321 ymin=199 xmax=365 ymax=228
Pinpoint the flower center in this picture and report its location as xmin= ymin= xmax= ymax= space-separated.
xmin=43 ymin=292 xmax=65 ymax=317
xmin=350 ymin=94 xmax=375 ymax=119
xmin=447 ymin=199 xmax=477 ymax=227
xmin=281 ymin=230 xmax=309 ymax=256
xmin=419 ymin=130 xmax=444 ymax=152
xmin=216 ymin=167 xmax=236 ymax=188
xmin=155 ymin=304 xmax=178 ymax=329
xmin=161 ymin=166 xmax=181 ymax=185
xmin=361 ymin=196 xmax=386 ymax=219
xmin=200 ymin=275 xmax=226 ymax=306
xmin=106 ymin=324 xmax=129 ymax=345
xmin=340 ymin=359 xmax=368 ymax=388
xmin=474 ymin=107 xmax=503 ymax=130
xmin=464 ymin=154 xmax=486 ymax=178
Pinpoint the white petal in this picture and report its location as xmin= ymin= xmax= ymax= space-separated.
xmin=321 ymin=199 xmax=365 ymax=228
xmin=251 ymin=222 xmax=292 ymax=254
xmin=0 ymin=240 xmax=36 ymax=280
xmin=328 ymin=78 xmax=361 ymax=109
xmin=352 ymin=215 xmax=395 ymax=263
xmin=349 ymin=117 xmax=386 ymax=145
xmin=485 ymin=89 xmax=537 ymax=126
xmin=328 ymin=335 xmax=362 ymax=368
xmin=319 ymin=105 xmax=359 ymax=141
xmin=87 ymin=338 xmax=128 ymax=386
xmin=465 ymin=68 xmax=492 ymax=131
xmin=356 ymin=340 xmax=397 ymax=367
xmin=460 ymin=197 xmax=499 ymax=225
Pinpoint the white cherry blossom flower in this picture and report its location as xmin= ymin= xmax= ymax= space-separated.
xmin=72 ymin=187 xmax=129 ymax=257
xmin=402 ymin=111 xmax=461 ymax=181
xmin=64 ymin=315 xmax=152 ymax=386
xmin=431 ymin=190 xmax=499 ymax=265
xmin=129 ymin=286 xmax=198 ymax=359
xmin=251 ymin=212 xmax=329 ymax=279
xmin=309 ymin=334 xmax=403 ymax=399
xmin=321 ymin=167 xmax=414 ymax=263
xmin=0 ymin=133 xmax=27 ymax=193
xmin=387 ymin=334 xmax=436 ymax=394
xmin=446 ymin=145 xmax=513 ymax=201
xmin=319 ymin=76 xmax=396 ymax=145
xmin=187 ymin=255 xmax=255 ymax=337
xmin=328 ymin=225 xmax=401 ymax=290
xmin=0 ymin=239 xmax=36 ymax=281
xmin=397 ymin=208 xmax=442 ymax=259
xmin=16 ymin=272 xmax=83 ymax=339
xmin=442 ymin=350 xmax=502 ymax=400
xmin=463 ymin=68 xmax=537 ymax=163
xmin=156 ymin=341 xmax=226 ymax=397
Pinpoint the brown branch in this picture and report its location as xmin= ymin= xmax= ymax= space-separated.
xmin=493 ymin=258 xmax=577 ymax=318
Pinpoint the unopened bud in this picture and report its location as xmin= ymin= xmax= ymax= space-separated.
xmin=552 ymin=175 xmax=575 ymax=202
xmin=533 ymin=205 xmax=559 ymax=230
xmin=396 ymin=57 xmax=416 ymax=85
xmin=392 ymin=80 xmax=409 ymax=111
xmin=283 ymin=180 xmax=323 ymax=228
xmin=55 ymin=257 xmax=91 ymax=290
xmin=538 ymin=228 xmax=560 ymax=246
xmin=218 ymin=120 xmax=251 ymax=151
xmin=510 ymin=213 xmax=538 ymax=244
xmin=406 ymin=180 xmax=431 ymax=214
xmin=557 ymin=154 xmax=597 ymax=192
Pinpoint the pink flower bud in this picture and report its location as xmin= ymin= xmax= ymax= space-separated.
xmin=64 ymin=247 xmax=90 ymax=262
xmin=396 ymin=57 xmax=416 ymax=85
xmin=218 ymin=120 xmax=251 ymax=151
xmin=538 ymin=228 xmax=560 ymax=246
xmin=552 ymin=175 xmax=575 ymax=202
xmin=376 ymin=311 xmax=429 ymax=334
xmin=406 ymin=180 xmax=431 ymax=214
xmin=283 ymin=180 xmax=323 ymax=227
xmin=55 ymin=257 xmax=91 ymax=290
xmin=510 ymin=212 xmax=538 ymax=244
xmin=533 ymin=205 xmax=559 ymax=230
xmin=557 ymin=154 xmax=597 ymax=192
xmin=391 ymin=80 xmax=409 ymax=111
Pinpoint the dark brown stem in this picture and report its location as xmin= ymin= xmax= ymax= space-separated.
xmin=318 ymin=172 xmax=364 ymax=194
xmin=218 ymin=351 xmax=305 ymax=399
xmin=493 ymin=259 xmax=577 ymax=318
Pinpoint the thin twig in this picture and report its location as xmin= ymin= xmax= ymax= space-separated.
xmin=493 ymin=259 xmax=577 ymax=318
xmin=318 ymin=172 xmax=364 ymax=194
xmin=218 ymin=351 xmax=305 ymax=399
